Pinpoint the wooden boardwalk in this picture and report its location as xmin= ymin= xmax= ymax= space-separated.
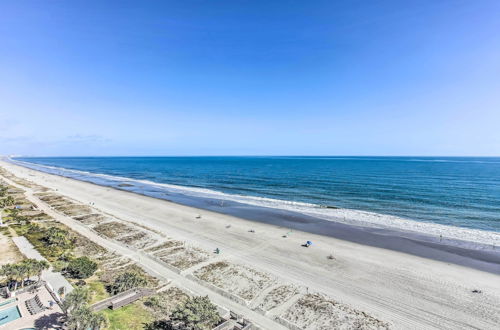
xmin=91 ymin=287 xmax=155 ymax=312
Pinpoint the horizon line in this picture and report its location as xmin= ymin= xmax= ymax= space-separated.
xmin=5 ymin=155 xmax=500 ymax=158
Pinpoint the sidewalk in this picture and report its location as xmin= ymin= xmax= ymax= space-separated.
xmin=12 ymin=236 xmax=73 ymax=299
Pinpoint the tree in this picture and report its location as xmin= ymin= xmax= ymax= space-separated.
xmin=66 ymin=257 xmax=97 ymax=279
xmin=170 ymin=296 xmax=221 ymax=330
xmin=0 ymin=260 xmax=50 ymax=290
xmin=33 ymin=260 xmax=50 ymax=283
xmin=21 ymin=259 xmax=37 ymax=285
xmin=109 ymin=271 xmax=147 ymax=294
xmin=15 ymin=262 xmax=28 ymax=289
xmin=144 ymin=320 xmax=172 ymax=330
xmin=87 ymin=309 xmax=109 ymax=330
xmin=1 ymin=262 xmax=27 ymax=290
xmin=43 ymin=227 xmax=73 ymax=254
xmin=0 ymin=264 xmax=17 ymax=290
xmin=62 ymin=287 xmax=91 ymax=314
xmin=66 ymin=305 xmax=109 ymax=330
xmin=64 ymin=288 xmax=109 ymax=330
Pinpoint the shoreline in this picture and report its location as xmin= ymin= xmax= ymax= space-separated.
xmin=7 ymin=158 xmax=500 ymax=274
xmin=2 ymin=158 xmax=500 ymax=329
xmin=11 ymin=157 xmax=500 ymax=247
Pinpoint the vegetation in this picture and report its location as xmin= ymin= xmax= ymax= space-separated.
xmin=144 ymin=295 xmax=221 ymax=330
xmin=0 ymin=181 xmax=157 ymax=329
xmin=44 ymin=227 xmax=73 ymax=249
xmin=0 ymin=195 xmax=15 ymax=208
xmin=63 ymin=286 xmax=91 ymax=314
xmin=66 ymin=256 xmax=98 ymax=279
xmin=170 ymin=296 xmax=221 ymax=330
xmin=0 ymin=259 xmax=50 ymax=291
xmin=11 ymin=222 xmax=74 ymax=260
xmin=143 ymin=287 xmax=190 ymax=319
xmin=0 ymin=182 xmax=13 ymax=207
xmin=87 ymin=280 xmax=109 ymax=304
xmin=27 ymin=258 xmax=50 ymax=283
xmin=143 ymin=320 xmax=171 ymax=330
xmin=103 ymin=302 xmax=154 ymax=330
xmin=0 ymin=185 xmax=8 ymax=198
xmin=109 ymin=271 xmax=148 ymax=294
xmin=66 ymin=305 xmax=109 ymax=330
xmin=63 ymin=287 xmax=109 ymax=330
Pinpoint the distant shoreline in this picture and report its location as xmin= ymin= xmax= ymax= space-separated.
xmin=4 ymin=157 xmax=500 ymax=274
xmin=9 ymin=157 xmax=500 ymax=243
xmin=11 ymin=155 xmax=500 ymax=236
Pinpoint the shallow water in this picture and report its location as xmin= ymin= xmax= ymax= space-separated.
xmin=13 ymin=156 xmax=500 ymax=233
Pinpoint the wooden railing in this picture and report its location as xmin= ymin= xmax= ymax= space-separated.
xmin=91 ymin=288 xmax=155 ymax=312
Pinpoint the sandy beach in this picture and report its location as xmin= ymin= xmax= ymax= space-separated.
xmin=1 ymin=159 xmax=500 ymax=329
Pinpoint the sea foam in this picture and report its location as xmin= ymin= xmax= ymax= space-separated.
xmin=10 ymin=158 xmax=500 ymax=248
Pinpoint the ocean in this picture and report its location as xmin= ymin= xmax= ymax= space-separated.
xmin=12 ymin=156 xmax=500 ymax=237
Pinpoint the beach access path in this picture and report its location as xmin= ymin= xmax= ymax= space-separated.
xmin=2 ymin=160 xmax=500 ymax=329
xmin=2 ymin=175 xmax=287 ymax=330
xmin=12 ymin=236 xmax=73 ymax=299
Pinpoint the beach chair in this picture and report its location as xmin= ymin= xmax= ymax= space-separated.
xmin=25 ymin=295 xmax=44 ymax=315
xmin=25 ymin=300 xmax=35 ymax=315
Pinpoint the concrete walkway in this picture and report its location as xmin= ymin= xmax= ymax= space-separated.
xmin=12 ymin=236 xmax=73 ymax=299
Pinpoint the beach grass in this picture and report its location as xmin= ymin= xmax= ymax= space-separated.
xmin=11 ymin=222 xmax=71 ymax=261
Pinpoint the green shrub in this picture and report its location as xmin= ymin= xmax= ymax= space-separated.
xmin=170 ymin=296 xmax=221 ymax=330
xmin=109 ymin=271 xmax=147 ymax=294
xmin=43 ymin=227 xmax=72 ymax=248
xmin=66 ymin=257 xmax=98 ymax=279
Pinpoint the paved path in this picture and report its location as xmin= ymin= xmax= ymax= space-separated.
xmin=12 ymin=236 xmax=45 ymax=261
xmin=12 ymin=236 xmax=73 ymax=298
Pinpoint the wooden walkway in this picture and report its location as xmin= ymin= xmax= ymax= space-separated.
xmin=91 ymin=287 xmax=155 ymax=311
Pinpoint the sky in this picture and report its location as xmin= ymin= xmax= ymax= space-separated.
xmin=1 ymin=0 xmax=499 ymax=156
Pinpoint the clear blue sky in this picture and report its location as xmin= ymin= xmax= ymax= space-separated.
xmin=1 ymin=0 xmax=499 ymax=156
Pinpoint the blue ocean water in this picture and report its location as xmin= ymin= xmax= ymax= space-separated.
xmin=14 ymin=156 xmax=500 ymax=232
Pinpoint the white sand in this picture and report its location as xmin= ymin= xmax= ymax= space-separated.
xmin=0 ymin=231 xmax=23 ymax=265
xmin=1 ymin=159 xmax=500 ymax=329
xmin=14 ymin=157 xmax=500 ymax=247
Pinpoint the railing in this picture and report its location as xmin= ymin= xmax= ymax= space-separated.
xmin=9 ymin=281 xmax=44 ymax=296
xmin=91 ymin=288 xmax=155 ymax=312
